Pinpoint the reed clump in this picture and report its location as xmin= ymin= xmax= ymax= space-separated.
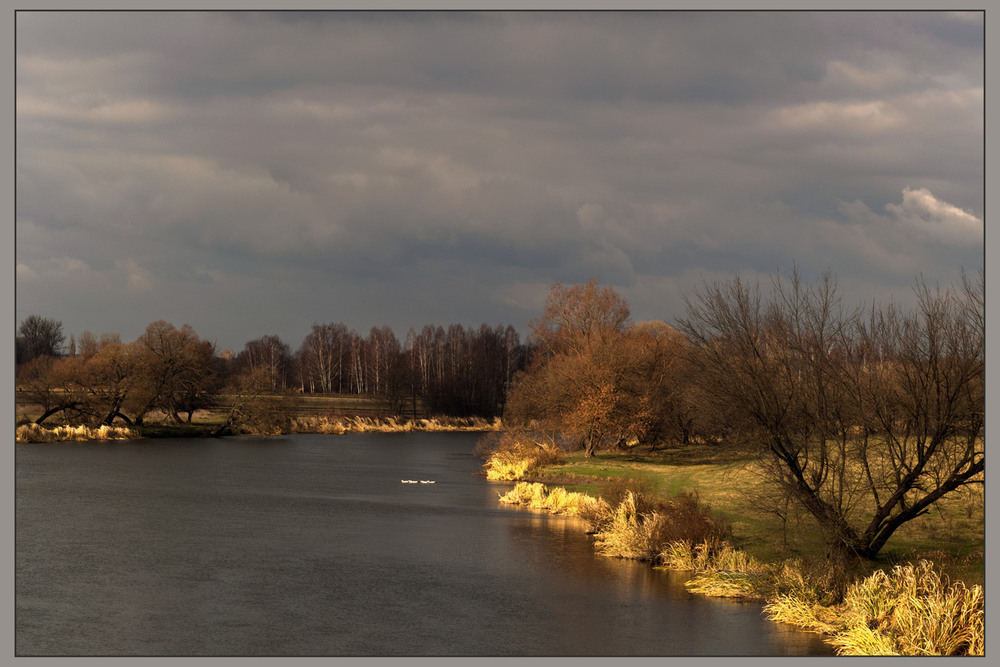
xmin=657 ymin=538 xmax=785 ymax=600
xmin=479 ymin=430 xmax=565 ymax=481
xmin=592 ymin=491 xmax=731 ymax=562
xmin=498 ymin=481 xmax=608 ymax=517
xmin=16 ymin=423 xmax=138 ymax=443
xmin=822 ymin=561 xmax=984 ymax=656
xmin=656 ymin=543 xmax=983 ymax=655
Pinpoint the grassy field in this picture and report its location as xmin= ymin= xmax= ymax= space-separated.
xmin=529 ymin=443 xmax=984 ymax=587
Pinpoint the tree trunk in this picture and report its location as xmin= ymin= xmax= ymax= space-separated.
xmin=34 ymin=402 xmax=81 ymax=425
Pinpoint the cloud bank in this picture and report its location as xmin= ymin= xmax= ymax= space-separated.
xmin=16 ymin=11 xmax=984 ymax=351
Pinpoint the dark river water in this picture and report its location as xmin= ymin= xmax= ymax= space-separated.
xmin=15 ymin=432 xmax=833 ymax=656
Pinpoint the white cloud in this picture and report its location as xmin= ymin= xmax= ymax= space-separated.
xmin=824 ymin=59 xmax=909 ymax=90
xmin=53 ymin=256 xmax=95 ymax=279
xmin=884 ymin=187 xmax=982 ymax=246
xmin=17 ymin=95 xmax=177 ymax=125
xmin=770 ymin=100 xmax=904 ymax=134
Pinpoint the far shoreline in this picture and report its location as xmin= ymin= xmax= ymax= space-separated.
xmin=15 ymin=415 xmax=502 ymax=443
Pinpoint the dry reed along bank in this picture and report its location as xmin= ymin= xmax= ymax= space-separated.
xmin=484 ymin=436 xmax=984 ymax=657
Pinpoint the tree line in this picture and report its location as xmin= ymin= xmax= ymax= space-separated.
xmin=15 ymin=318 xmax=529 ymax=426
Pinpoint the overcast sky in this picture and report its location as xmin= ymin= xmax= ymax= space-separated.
xmin=15 ymin=10 xmax=984 ymax=353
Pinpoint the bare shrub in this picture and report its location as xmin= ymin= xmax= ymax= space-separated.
xmin=594 ymin=491 xmax=730 ymax=561
xmin=654 ymin=491 xmax=732 ymax=546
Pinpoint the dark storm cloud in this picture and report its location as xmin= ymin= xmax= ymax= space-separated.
xmin=16 ymin=10 xmax=983 ymax=351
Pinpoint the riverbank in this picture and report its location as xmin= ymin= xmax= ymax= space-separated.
xmin=487 ymin=443 xmax=984 ymax=656
xmin=15 ymin=391 xmax=503 ymax=443
xmin=15 ymin=415 xmax=501 ymax=443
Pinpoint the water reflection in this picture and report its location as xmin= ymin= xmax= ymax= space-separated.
xmin=502 ymin=505 xmax=834 ymax=656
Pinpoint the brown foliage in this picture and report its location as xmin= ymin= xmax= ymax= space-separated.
xmin=506 ymin=279 xmax=696 ymax=455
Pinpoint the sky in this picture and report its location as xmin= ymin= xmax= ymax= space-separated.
xmin=15 ymin=10 xmax=985 ymax=354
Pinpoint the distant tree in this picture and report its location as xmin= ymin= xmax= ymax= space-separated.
xmin=133 ymin=321 xmax=220 ymax=424
xmin=74 ymin=330 xmax=121 ymax=360
xmin=411 ymin=323 xmax=524 ymax=419
xmin=16 ymin=315 xmax=65 ymax=365
xmin=298 ymin=323 xmax=350 ymax=393
xmin=239 ymin=335 xmax=291 ymax=391
xmin=77 ymin=331 xmax=99 ymax=359
xmin=365 ymin=326 xmax=400 ymax=397
xmin=214 ymin=367 xmax=290 ymax=437
xmin=626 ymin=321 xmax=700 ymax=449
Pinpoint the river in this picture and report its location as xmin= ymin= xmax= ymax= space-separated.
xmin=15 ymin=432 xmax=833 ymax=656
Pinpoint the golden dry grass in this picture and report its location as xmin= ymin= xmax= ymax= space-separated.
xmin=16 ymin=423 xmax=138 ymax=443
xmin=592 ymin=491 xmax=670 ymax=560
xmin=827 ymin=561 xmax=984 ymax=656
xmin=267 ymin=415 xmax=499 ymax=435
xmin=758 ymin=559 xmax=984 ymax=656
xmin=498 ymin=481 xmax=609 ymax=517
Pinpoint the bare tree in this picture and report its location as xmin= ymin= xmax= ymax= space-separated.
xmin=76 ymin=342 xmax=147 ymax=426
xmin=298 ymin=323 xmax=349 ymax=394
xmin=531 ymin=278 xmax=630 ymax=357
xmin=239 ymin=335 xmax=291 ymax=391
xmin=677 ymin=269 xmax=984 ymax=560
xmin=133 ymin=321 xmax=220 ymax=424
xmin=213 ymin=367 xmax=290 ymax=437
